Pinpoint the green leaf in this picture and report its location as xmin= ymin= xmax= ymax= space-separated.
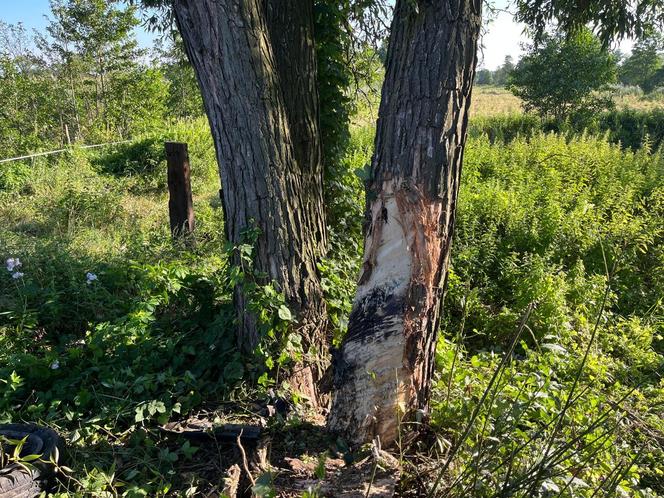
xmin=223 ymin=361 xmax=244 ymax=381
xmin=277 ymin=305 xmax=293 ymax=321
xmin=252 ymin=472 xmax=276 ymax=498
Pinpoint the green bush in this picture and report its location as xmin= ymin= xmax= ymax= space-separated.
xmin=0 ymin=161 xmax=32 ymax=192
xmin=598 ymin=108 xmax=664 ymax=150
xmin=89 ymin=118 xmax=217 ymax=195
xmin=508 ymin=29 xmax=617 ymax=122
xmin=448 ymin=133 xmax=663 ymax=347
xmin=92 ymin=137 xmax=166 ymax=191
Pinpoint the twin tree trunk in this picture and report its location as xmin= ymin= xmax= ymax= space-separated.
xmin=172 ymin=0 xmax=327 ymax=353
xmin=328 ymin=0 xmax=482 ymax=445
xmin=173 ymin=0 xmax=482 ymax=447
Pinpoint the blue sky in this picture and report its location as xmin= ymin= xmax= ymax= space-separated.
xmin=3 ymin=0 xmax=51 ymax=32
xmin=2 ymin=0 xmax=633 ymax=70
xmin=1 ymin=0 xmax=158 ymax=52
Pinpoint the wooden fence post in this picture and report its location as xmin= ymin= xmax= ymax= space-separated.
xmin=165 ymin=142 xmax=195 ymax=237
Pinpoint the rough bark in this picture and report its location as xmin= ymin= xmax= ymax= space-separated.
xmin=264 ymin=1 xmax=327 ymax=252
xmin=172 ymin=0 xmax=326 ymax=352
xmin=328 ymin=0 xmax=482 ymax=446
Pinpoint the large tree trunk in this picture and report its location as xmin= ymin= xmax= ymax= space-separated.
xmin=172 ymin=0 xmax=326 ymax=353
xmin=328 ymin=0 xmax=482 ymax=446
xmin=264 ymin=0 xmax=325 ymax=224
xmin=263 ymin=0 xmax=328 ymax=352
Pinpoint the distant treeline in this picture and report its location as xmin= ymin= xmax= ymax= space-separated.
xmin=476 ymin=33 xmax=664 ymax=95
xmin=475 ymin=56 xmax=516 ymax=87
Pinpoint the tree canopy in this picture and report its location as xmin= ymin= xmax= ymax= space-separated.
xmin=515 ymin=0 xmax=664 ymax=45
xmin=619 ymin=33 xmax=664 ymax=91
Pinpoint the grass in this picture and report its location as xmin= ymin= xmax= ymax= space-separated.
xmin=613 ymin=93 xmax=664 ymax=112
xmin=470 ymin=86 xmax=523 ymax=117
xmin=0 ymin=95 xmax=663 ymax=497
xmin=471 ymin=85 xmax=664 ymax=117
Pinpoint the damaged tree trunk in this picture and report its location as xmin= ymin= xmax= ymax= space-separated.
xmin=172 ymin=0 xmax=326 ymax=353
xmin=328 ymin=0 xmax=482 ymax=446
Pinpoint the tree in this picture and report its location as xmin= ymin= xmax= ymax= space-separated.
xmin=508 ymin=30 xmax=617 ymax=121
xmin=475 ymin=68 xmax=494 ymax=85
xmin=328 ymin=0 xmax=482 ymax=445
xmin=172 ymin=1 xmax=328 ymax=363
xmin=105 ymin=67 xmax=169 ymax=137
xmin=0 ymin=23 xmax=60 ymax=155
xmin=136 ymin=0 xmax=383 ymax=381
xmin=492 ymin=54 xmax=515 ymax=86
xmin=154 ymin=33 xmax=204 ymax=119
xmin=516 ymin=0 xmax=664 ymax=46
xmin=619 ymin=34 xmax=664 ymax=92
xmin=156 ymin=0 xmax=663 ymax=446
xmin=328 ymin=0 xmax=662 ymax=447
xmin=646 ymin=66 xmax=664 ymax=92
xmin=0 ymin=2 xmax=174 ymax=157
xmin=40 ymin=0 xmax=158 ymax=141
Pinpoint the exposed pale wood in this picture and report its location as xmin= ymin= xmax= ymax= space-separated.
xmin=222 ymin=464 xmax=241 ymax=498
xmin=329 ymin=0 xmax=482 ymax=446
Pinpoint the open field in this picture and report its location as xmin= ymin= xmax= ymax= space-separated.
xmin=471 ymin=86 xmax=523 ymax=116
xmin=471 ymin=85 xmax=664 ymax=117
xmin=3 ymin=1 xmax=664 ymax=495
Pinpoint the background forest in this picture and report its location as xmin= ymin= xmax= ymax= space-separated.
xmin=0 ymin=1 xmax=663 ymax=497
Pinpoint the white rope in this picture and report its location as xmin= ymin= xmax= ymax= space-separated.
xmin=0 ymin=140 xmax=132 ymax=165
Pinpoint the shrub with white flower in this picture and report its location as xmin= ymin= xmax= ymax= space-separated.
xmin=6 ymin=257 xmax=21 ymax=272
xmin=50 ymin=360 xmax=60 ymax=370
xmin=6 ymin=258 xmax=24 ymax=279
xmin=86 ymin=272 xmax=98 ymax=284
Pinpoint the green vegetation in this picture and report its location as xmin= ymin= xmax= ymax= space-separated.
xmin=469 ymin=107 xmax=664 ymax=152
xmin=1 ymin=2 xmax=664 ymax=497
xmin=475 ymin=56 xmax=516 ymax=87
xmin=434 ymin=134 xmax=663 ymax=495
xmin=2 ymin=105 xmax=664 ymax=495
xmin=0 ymin=2 xmax=201 ymax=159
xmin=509 ymin=29 xmax=617 ymax=123
xmin=619 ymin=33 xmax=664 ymax=93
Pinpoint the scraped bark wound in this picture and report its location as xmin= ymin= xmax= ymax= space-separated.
xmin=172 ymin=0 xmax=326 ymax=352
xmin=329 ymin=0 xmax=482 ymax=445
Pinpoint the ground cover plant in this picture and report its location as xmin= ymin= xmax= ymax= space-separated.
xmin=1 ymin=0 xmax=664 ymax=493
xmin=1 ymin=96 xmax=663 ymax=495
